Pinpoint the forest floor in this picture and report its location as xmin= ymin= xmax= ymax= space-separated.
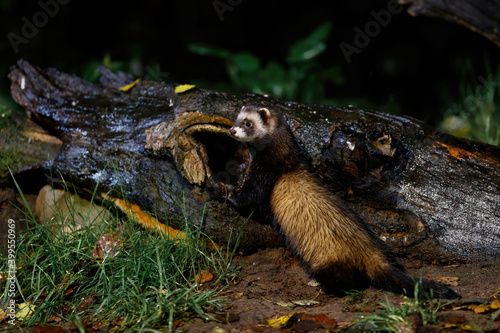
xmin=0 ymin=185 xmax=499 ymax=332
xmin=179 ymin=247 xmax=500 ymax=333
xmin=1 ymin=232 xmax=499 ymax=332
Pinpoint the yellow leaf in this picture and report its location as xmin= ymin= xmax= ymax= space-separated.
xmin=118 ymin=78 xmax=141 ymax=92
xmin=175 ymin=84 xmax=196 ymax=94
xmin=472 ymin=304 xmax=489 ymax=314
xmin=460 ymin=324 xmax=478 ymax=331
xmin=434 ymin=276 xmax=459 ymax=286
xmin=491 ymin=300 xmax=500 ymax=309
xmin=101 ymin=194 xmax=185 ymax=240
xmin=267 ymin=314 xmax=293 ymax=328
xmin=16 ymin=302 xmax=35 ymax=321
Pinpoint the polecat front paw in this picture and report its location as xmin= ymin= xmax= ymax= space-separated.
xmin=223 ymin=184 xmax=238 ymax=205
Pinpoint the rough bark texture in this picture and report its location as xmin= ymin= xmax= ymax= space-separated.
xmin=399 ymin=0 xmax=500 ymax=47
xmin=8 ymin=60 xmax=500 ymax=262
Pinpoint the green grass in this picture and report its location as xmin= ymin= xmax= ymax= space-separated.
xmin=344 ymin=289 xmax=365 ymax=308
xmin=441 ymin=65 xmax=500 ymax=145
xmin=1 ymin=176 xmax=240 ymax=331
xmin=350 ymin=280 xmax=449 ymax=332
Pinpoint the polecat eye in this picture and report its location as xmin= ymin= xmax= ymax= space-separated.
xmin=245 ymin=121 xmax=252 ymax=128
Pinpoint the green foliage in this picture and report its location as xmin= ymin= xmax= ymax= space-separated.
xmin=189 ymin=22 xmax=400 ymax=114
xmin=441 ymin=66 xmax=500 ymax=145
xmin=2 ymin=176 xmax=239 ymax=331
xmin=81 ymin=53 xmax=171 ymax=85
xmin=351 ymin=280 xmax=447 ymax=332
xmin=81 ymin=53 xmax=128 ymax=83
xmin=189 ymin=22 xmax=346 ymax=104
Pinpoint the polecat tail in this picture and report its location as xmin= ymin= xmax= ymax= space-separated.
xmin=372 ymin=268 xmax=460 ymax=299
xmin=421 ymin=279 xmax=461 ymax=299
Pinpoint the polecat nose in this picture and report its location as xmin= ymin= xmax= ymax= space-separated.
xmin=229 ymin=128 xmax=236 ymax=136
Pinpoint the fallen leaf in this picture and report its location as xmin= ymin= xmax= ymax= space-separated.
xmin=276 ymin=301 xmax=295 ymax=308
xmin=292 ymin=299 xmax=320 ymax=306
xmin=459 ymin=324 xmax=478 ymax=331
xmin=267 ymin=314 xmax=293 ymax=328
xmin=174 ymin=84 xmax=196 ymax=94
xmin=46 ymin=315 xmax=62 ymax=323
xmin=315 ymin=313 xmax=337 ymax=328
xmin=307 ymin=279 xmax=320 ymax=287
xmin=441 ymin=323 xmax=460 ymax=330
xmin=471 ymin=304 xmax=489 ymax=314
xmin=232 ymin=292 xmax=244 ymax=299
xmin=76 ymin=294 xmax=96 ymax=311
xmin=291 ymin=314 xmax=317 ymax=331
xmin=194 ymin=270 xmax=213 ymax=284
xmin=63 ymin=284 xmax=78 ymax=296
xmin=118 ymin=78 xmax=140 ymax=92
xmin=55 ymin=278 xmax=69 ymax=293
xmin=434 ymin=276 xmax=459 ymax=286
xmin=16 ymin=302 xmax=35 ymax=321
xmin=102 ymin=195 xmax=185 ymax=240
xmin=90 ymin=233 xmax=123 ymax=260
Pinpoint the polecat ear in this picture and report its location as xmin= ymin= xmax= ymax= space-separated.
xmin=257 ymin=108 xmax=271 ymax=125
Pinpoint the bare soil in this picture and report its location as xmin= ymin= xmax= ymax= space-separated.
xmin=180 ymin=247 xmax=500 ymax=332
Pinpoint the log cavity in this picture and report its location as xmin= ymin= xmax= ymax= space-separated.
xmin=192 ymin=130 xmax=250 ymax=188
xmin=144 ymin=112 xmax=250 ymax=190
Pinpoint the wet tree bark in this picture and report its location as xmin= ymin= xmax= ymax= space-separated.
xmin=8 ymin=60 xmax=500 ymax=262
xmin=399 ymin=0 xmax=500 ymax=47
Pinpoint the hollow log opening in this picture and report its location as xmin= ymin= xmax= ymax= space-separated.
xmin=192 ymin=131 xmax=251 ymax=189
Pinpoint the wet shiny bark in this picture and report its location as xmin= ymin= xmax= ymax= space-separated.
xmin=9 ymin=60 xmax=500 ymax=262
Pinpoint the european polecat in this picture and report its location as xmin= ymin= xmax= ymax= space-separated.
xmin=228 ymin=105 xmax=458 ymax=298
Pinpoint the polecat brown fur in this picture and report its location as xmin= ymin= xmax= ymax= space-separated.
xmin=228 ymin=105 xmax=459 ymax=298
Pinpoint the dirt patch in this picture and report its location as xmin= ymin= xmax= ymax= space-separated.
xmin=180 ymin=248 xmax=500 ymax=332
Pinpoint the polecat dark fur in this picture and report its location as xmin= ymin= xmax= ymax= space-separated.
xmin=228 ymin=105 xmax=459 ymax=298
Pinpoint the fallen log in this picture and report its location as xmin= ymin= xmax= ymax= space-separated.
xmin=8 ymin=59 xmax=500 ymax=262
xmin=399 ymin=0 xmax=500 ymax=47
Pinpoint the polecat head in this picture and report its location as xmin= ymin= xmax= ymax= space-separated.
xmin=229 ymin=105 xmax=276 ymax=143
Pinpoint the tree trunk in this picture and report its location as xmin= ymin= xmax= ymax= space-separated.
xmin=8 ymin=60 xmax=500 ymax=262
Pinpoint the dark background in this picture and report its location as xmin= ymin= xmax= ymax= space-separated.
xmin=2 ymin=0 xmax=499 ymax=126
